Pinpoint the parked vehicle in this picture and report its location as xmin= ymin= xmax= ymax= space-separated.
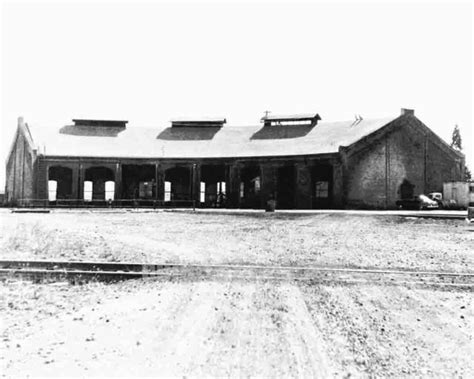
xmin=427 ymin=192 xmax=460 ymax=209
xmin=428 ymin=192 xmax=443 ymax=207
xmin=396 ymin=194 xmax=439 ymax=210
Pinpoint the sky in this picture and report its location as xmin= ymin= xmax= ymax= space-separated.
xmin=1 ymin=1 xmax=472 ymax=189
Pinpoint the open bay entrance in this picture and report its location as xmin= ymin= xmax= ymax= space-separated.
xmin=276 ymin=165 xmax=296 ymax=209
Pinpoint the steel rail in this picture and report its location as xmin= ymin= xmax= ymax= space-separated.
xmin=0 ymin=269 xmax=472 ymax=289
xmin=0 ymin=259 xmax=472 ymax=278
xmin=0 ymin=259 xmax=473 ymax=288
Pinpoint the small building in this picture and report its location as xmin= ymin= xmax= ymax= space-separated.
xmin=443 ymin=181 xmax=474 ymax=208
xmin=4 ymin=109 xmax=465 ymax=209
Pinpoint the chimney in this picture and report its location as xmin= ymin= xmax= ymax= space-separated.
xmin=401 ymin=108 xmax=414 ymax=116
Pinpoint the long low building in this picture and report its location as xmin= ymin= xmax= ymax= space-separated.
xmin=4 ymin=109 xmax=465 ymax=209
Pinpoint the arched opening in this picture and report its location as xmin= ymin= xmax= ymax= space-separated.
xmin=121 ymin=164 xmax=155 ymax=200
xmin=200 ymin=165 xmax=227 ymax=207
xmin=240 ymin=166 xmax=261 ymax=209
xmin=164 ymin=167 xmax=192 ymax=203
xmin=48 ymin=166 xmax=73 ymax=200
xmin=84 ymin=167 xmax=114 ymax=200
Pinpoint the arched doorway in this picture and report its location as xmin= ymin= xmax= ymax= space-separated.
xmin=84 ymin=167 xmax=115 ymax=200
xmin=121 ymin=164 xmax=156 ymax=200
xmin=164 ymin=167 xmax=192 ymax=202
xmin=200 ymin=165 xmax=227 ymax=207
xmin=240 ymin=166 xmax=261 ymax=209
xmin=48 ymin=166 xmax=73 ymax=200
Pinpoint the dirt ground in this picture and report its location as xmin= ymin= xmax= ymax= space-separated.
xmin=1 ymin=209 xmax=473 ymax=376
xmin=1 ymin=278 xmax=472 ymax=377
xmin=0 ymin=209 xmax=472 ymax=272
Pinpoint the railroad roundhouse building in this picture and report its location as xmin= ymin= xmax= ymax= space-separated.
xmin=5 ymin=109 xmax=465 ymax=209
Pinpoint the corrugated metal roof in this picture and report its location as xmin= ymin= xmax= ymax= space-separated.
xmin=27 ymin=116 xmax=397 ymax=159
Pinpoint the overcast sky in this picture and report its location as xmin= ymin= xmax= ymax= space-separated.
xmin=1 ymin=1 xmax=472 ymax=189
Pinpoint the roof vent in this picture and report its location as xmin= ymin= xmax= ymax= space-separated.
xmin=170 ymin=117 xmax=226 ymax=128
xmin=72 ymin=119 xmax=128 ymax=128
xmin=260 ymin=113 xmax=321 ymax=127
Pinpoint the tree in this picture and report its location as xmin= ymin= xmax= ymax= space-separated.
xmin=465 ymin=165 xmax=472 ymax=181
xmin=451 ymin=124 xmax=462 ymax=150
xmin=449 ymin=125 xmax=471 ymax=181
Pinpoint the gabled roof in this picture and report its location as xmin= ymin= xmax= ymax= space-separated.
xmin=26 ymin=115 xmax=399 ymax=159
xmin=5 ymin=117 xmax=36 ymax=165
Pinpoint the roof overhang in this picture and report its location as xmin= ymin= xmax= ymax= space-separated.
xmin=170 ymin=117 xmax=227 ymax=127
xmin=72 ymin=119 xmax=128 ymax=128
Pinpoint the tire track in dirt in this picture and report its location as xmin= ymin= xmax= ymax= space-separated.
xmin=282 ymin=285 xmax=331 ymax=378
xmin=154 ymin=281 xmax=227 ymax=376
xmin=299 ymin=283 xmax=473 ymax=377
xmin=3 ymin=280 xmax=330 ymax=377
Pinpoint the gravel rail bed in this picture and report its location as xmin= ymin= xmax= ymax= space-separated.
xmin=1 ymin=260 xmax=473 ymax=289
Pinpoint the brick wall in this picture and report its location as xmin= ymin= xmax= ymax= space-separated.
xmin=345 ymin=137 xmax=388 ymax=208
xmin=343 ymin=117 xmax=464 ymax=209
xmin=5 ymin=127 xmax=37 ymax=205
xmin=35 ymin=159 xmax=48 ymax=200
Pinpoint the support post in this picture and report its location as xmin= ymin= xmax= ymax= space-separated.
xmin=155 ymin=163 xmax=164 ymax=201
xmin=45 ymin=163 xmax=50 ymax=206
xmin=115 ymin=162 xmax=122 ymax=202
xmin=332 ymin=162 xmax=344 ymax=209
xmin=78 ymin=164 xmax=84 ymax=201
xmin=260 ymin=164 xmax=276 ymax=209
xmin=72 ymin=164 xmax=79 ymax=202
xmin=228 ymin=163 xmax=241 ymax=208
xmin=295 ymin=162 xmax=312 ymax=209
xmin=192 ymin=163 xmax=201 ymax=207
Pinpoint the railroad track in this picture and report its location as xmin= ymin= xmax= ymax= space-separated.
xmin=0 ymin=259 xmax=473 ymax=289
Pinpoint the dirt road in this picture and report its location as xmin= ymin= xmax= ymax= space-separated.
xmin=2 ymin=278 xmax=472 ymax=377
xmin=1 ymin=210 xmax=472 ymax=376
xmin=2 ymin=279 xmax=330 ymax=377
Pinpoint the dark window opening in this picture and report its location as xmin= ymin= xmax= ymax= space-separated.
xmin=312 ymin=165 xmax=333 ymax=209
xmin=315 ymin=181 xmax=329 ymax=198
